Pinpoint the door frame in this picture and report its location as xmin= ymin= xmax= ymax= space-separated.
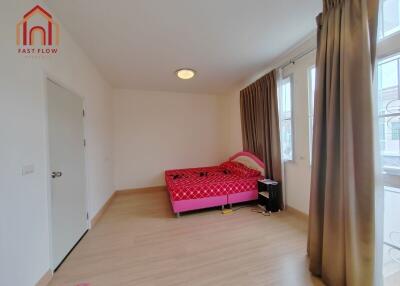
xmin=42 ymin=71 xmax=90 ymax=271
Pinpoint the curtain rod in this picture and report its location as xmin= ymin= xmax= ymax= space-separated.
xmin=277 ymin=47 xmax=317 ymax=70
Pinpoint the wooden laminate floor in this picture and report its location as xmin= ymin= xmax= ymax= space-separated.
xmin=49 ymin=188 xmax=324 ymax=286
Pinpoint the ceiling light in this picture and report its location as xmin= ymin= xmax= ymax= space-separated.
xmin=176 ymin=68 xmax=196 ymax=80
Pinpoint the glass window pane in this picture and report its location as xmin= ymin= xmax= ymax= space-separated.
xmin=380 ymin=118 xmax=387 ymax=151
xmin=383 ymin=186 xmax=400 ymax=279
xmin=379 ymin=59 xmax=398 ymax=90
xmin=282 ymin=81 xmax=291 ymax=116
xmin=384 ymin=187 xmax=400 ymax=243
xmin=379 ymin=2 xmax=384 ymax=39
xmin=381 ymin=116 xmax=400 ymax=168
xmin=279 ymin=76 xmax=293 ymax=161
xmin=378 ymin=55 xmax=400 ymax=170
xmin=383 ymin=0 xmax=400 ymax=37
xmin=281 ymin=119 xmax=292 ymax=161
xmin=310 ymin=67 xmax=316 ymax=114
xmin=280 ymin=79 xmax=290 ymax=115
xmin=309 ymin=66 xmax=316 ymax=163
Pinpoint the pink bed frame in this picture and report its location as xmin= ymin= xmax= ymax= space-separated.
xmin=171 ymin=196 xmax=227 ymax=214
xmin=168 ymin=151 xmax=265 ymax=216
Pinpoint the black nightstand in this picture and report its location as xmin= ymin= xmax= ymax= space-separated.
xmin=257 ymin=179 xmax=281 ymax=213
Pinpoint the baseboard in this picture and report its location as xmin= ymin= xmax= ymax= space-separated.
xmin=90 ymin=192 xmax=117 ymax=227
xmin=116 ymin=185 xmax=166 ymax=195
xmin=286 ymin=205 xmax=309 ymax=222
xmin=35 ymin=270 xmax=52 ymax=286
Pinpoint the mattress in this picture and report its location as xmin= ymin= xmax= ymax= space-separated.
xmin=165 ymin=166 xmax=261 ymax=201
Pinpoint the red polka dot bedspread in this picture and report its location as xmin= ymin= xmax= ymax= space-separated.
xmin=165 ymin=166 xmax=263 ymax=201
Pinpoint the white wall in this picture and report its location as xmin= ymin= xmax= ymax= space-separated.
xmin=219 ymin=92 xmax=243 ymax=158
xmin=113 ymin=90 xmax=226 ymax=190
xmin=0 ymin=1 xmax=114 ymax=285
xmin=221 ymin=34 xmax=317 ymax=214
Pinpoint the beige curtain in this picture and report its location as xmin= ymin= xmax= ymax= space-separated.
xmin=308 ymin=0 xmax=379 ymax=285
xmin=240 ymin=70 xmax=282 ymax=191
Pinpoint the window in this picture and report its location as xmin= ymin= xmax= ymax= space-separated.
xmin=279 ymin=76 xmax=293 ymax=161
xmin=376 ymin=52 xmax=400 ymax=284
xmin=379 ymin=0 xmax=400 ymax=39
xmin=308 ymin=66 xmax=316 ymax=163
xmin=377 ymin=54 xmax=400 ymax=170
xmin=373 ymin=3 xmax=400 ymax=282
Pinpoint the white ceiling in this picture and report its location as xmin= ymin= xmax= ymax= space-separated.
xmin=47 ymin=0 xmax=322 ymax=94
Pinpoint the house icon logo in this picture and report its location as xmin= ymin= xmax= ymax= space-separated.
xmin=16 ymin=5 xmax=59 ymax=55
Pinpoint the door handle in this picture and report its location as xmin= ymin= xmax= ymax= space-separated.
xmin=51 ymin=171 xmax=63 ymax=178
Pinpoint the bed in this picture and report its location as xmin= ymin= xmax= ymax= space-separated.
xmin=165 ymin=151 xmax=265 ymax=217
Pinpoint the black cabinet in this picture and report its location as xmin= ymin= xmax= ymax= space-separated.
xmin=257 ymin=180 xmax=281 ymax=213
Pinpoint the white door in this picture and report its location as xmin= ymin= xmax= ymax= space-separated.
xmin=47 ymin=79 xmax=88 ymax=270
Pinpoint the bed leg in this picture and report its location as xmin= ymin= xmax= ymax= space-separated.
xmin=176 ymin=212 xmax=180 ymax=218
xmin=221 ymin=205 xmax=225 ymax=211
xmin=229 ymin=203 xmax=233 ymax=209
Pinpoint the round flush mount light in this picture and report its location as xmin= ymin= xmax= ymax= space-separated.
xmin=176 ymin=68 xmax=196 ymax=80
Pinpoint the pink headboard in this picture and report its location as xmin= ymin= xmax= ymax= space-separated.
xmin=229 ymin=151 xmax=265 ymax=176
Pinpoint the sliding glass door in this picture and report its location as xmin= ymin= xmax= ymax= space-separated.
xmin=377 ymin=54 xmax=400 ymax=285
xmin=378 ymin=1 xmax=400 ymax=284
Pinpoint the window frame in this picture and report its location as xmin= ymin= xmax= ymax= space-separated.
xmin=279 ymin=74 xmax=295 ymax=163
